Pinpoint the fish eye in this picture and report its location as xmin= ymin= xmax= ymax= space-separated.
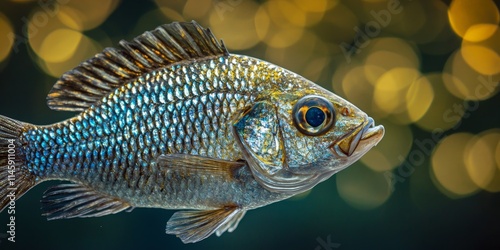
xmin=292 ymin=95 xmax=336 ymax=136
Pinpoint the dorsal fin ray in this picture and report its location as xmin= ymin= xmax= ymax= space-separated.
xmin=47 ymin=21 xmax=229 ymax=112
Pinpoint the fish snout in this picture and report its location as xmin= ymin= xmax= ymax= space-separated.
xmin=330 ymin=117 xmax=384 ymax=158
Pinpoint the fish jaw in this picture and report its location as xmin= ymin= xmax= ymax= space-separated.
xmin=330 ymin=117 xmax=384 ymax=162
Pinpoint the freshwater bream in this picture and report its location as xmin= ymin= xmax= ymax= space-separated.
xmin=0 ymin=21 xmax=384 ymax=243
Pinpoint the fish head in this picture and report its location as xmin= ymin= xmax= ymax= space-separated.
xmin=234 ymin=72 xmax=384 ymax=194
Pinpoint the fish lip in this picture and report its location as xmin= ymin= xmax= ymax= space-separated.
xmin=360 ymin=118 xmax=384 ymax=142
xmin=329 ymin=117 xmax=384 ymax=157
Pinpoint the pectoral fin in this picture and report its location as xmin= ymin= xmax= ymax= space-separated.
xmin=166 ymin=206 xmax=245 ymax=243
xmin=156 ymin=154 xmax=245 ymax=178
xmin=41 ymin=183 xmax=132 ymax=220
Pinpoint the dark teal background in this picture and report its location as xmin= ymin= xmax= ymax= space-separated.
xmin=1 ymin=1 xmax=500 ymax=249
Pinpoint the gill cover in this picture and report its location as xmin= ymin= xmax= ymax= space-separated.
xmin=233 ymin=101 xmax=326 ymax=193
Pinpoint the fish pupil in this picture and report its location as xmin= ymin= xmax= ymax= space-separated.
xmin=305 ymin=107 xmax=325 ymax=127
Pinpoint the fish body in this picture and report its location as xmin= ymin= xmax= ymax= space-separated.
xmin=0 ymin=21 xmax=384 ymax=243
xmin=28 ymin=55 xmax=292 ymax=211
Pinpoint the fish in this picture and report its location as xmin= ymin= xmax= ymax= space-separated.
xmin=0 ymin=21 xmax=384 ymax=243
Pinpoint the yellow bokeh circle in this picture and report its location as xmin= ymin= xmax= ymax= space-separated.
xmin=0 ymin=13 xmax=14 ymax=63
xmin=448 ymin=0 xmax=500 ymax=38
xmin=465 ymin=130 xmax=500 ymax=192
xmin=461 ymin=24 xmax=500 ymax=76
xmin=443 ymin=50 xmax=500 ymax=101
xmin=431 ymin=133 xmax=479 ymax=198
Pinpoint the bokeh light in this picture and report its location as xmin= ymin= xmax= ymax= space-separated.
xmin=20 ymin=1 xmax=111 ymax=78
xmin=319 ymin=3 xmax=359 ymax=45
xmin=38 ymin=29 xmax=84 ymax=63
xmin=57 ymin=0 xmax=120 ymax=31
xmin=339 ymin=65 xmax=374 ymax=114
xmin=373 ymin=68 xmax=420 ymax=117
xmin=415 ymin=73 xmax=465 ymax=131
xmin=410 ymin=1 xmax=448 ymax=44
xmin=361 ymin=122 xmax=413 ymax=172
xmin=182 ymin=0 xmax=212 ymax=21
xmin=465 ymin=129 xmax=500 ymax=192
xmin=406 ymin=75 xmax=434 ymax=122
xmin=0 ymin=13 xmax=14 ymax=64
xmin=497 ymin=140 xmax=500 ymax=171
xmin=39 ymin=34 xmax=100 ymax=77
xmin=336 ymin=164 xmax=391 ymax=210
xmin=443 ymin=50 xmax=500 ymax=101
xmin=208 ymin=1 xmax=262 ymax=50
xmin=158 ymin=7 xmax=185 ymax=22
xmin=461 ymin=24 xmax=500 ymax=75
xmin=431 ymin=133 xmax=479 ymax=198
xmin=380 ymin=0 xmax=426 ymax=38
xmin=448 ymin=0 xmax=500 ymax=38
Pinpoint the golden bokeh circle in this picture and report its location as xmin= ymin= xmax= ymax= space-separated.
xmin=443 ymin=50 xmax=500 ymax=100
xmin=463 ymin=23 xmax=499 ymax=42
xmin=465 ymin=130 xmax=500 ymax=192
xmin=448 ymin=0 xmax=500 ymax=38
xmin=0 ymin=13 xmax=14 ymax=63
xmin=37 ymin=31 xmax=100 ymax=77
xmin=431 ymin=133 xmax=479 ymax=198
xmin=39 ymin=29 xmax=83 ymax=63
xmin=461 ymin=24 xmax=500 ymax=76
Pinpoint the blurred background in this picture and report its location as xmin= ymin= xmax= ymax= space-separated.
xmin=0 ymin=0 xmax=499 ymax=249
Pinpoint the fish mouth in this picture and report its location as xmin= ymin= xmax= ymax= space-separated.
xmin=330 ymin=117 xmax=384 ymax=157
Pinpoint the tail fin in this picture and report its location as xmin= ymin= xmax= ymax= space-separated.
xmin=0 ymin=115 xmax=37 ymax=212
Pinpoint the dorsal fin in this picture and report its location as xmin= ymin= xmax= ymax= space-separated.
xmin=46 ymin=21 xmax=229 ymax=112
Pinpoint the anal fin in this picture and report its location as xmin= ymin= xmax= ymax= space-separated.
xmin=41 ymin=183 xmax=132 ymax=220
xmin=166 ymin=206 xmax=246 ymax=243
